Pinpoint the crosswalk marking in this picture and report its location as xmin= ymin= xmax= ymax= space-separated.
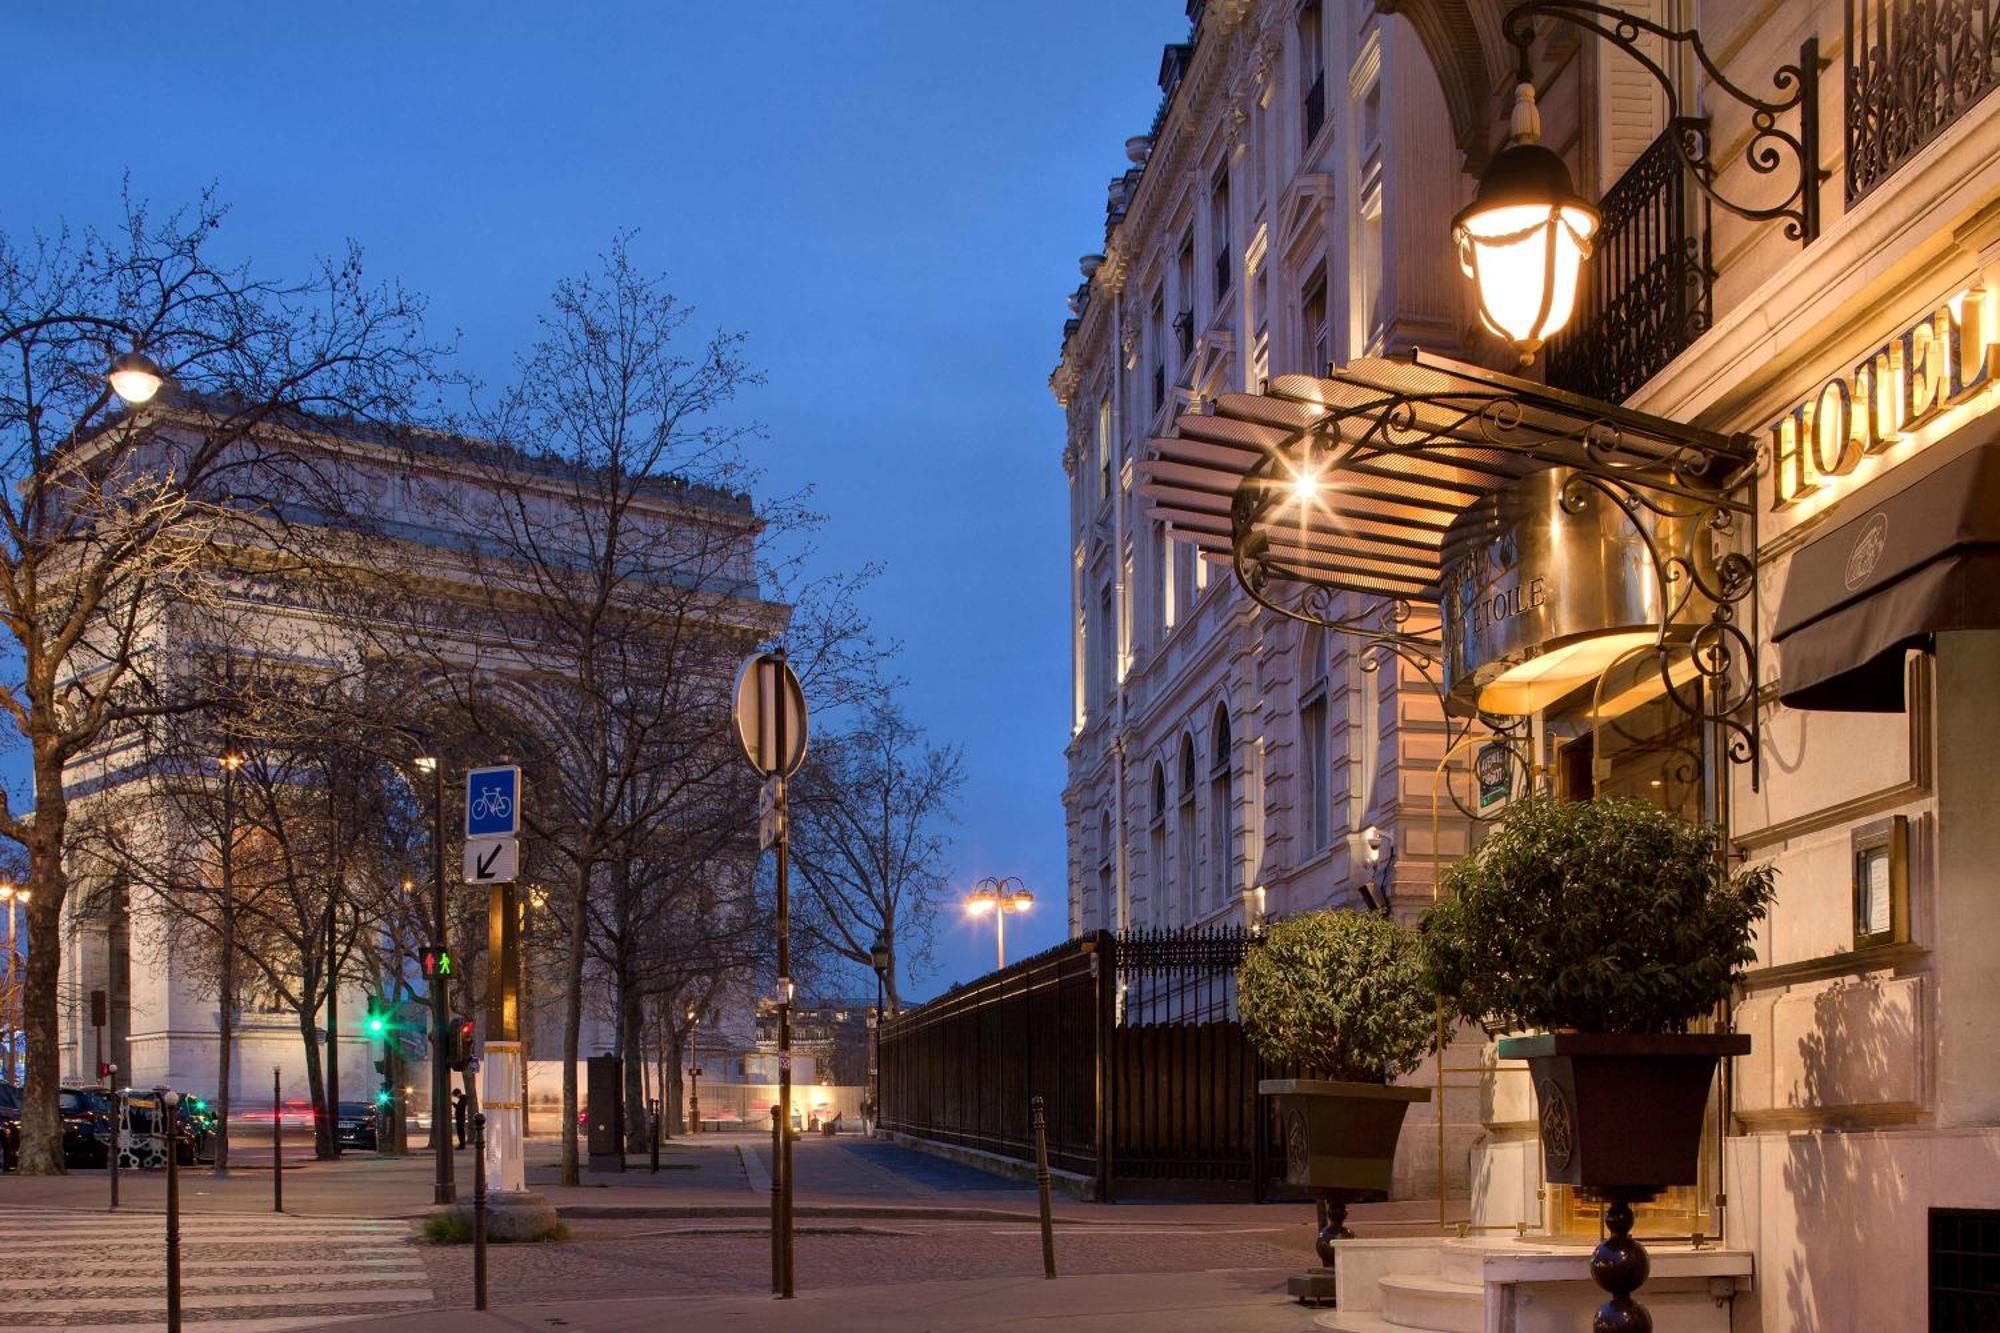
xmin=0 ymin=1206 xmax=436 ymax=1327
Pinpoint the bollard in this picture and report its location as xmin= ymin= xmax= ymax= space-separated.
xmin=649 ymin=1099 xmax=660 ymax=1174
xmin=108 ymin=1087 xmax=120 ymax=1211
xmin=769 ymin=1103 xmax=782 ymax=1294
xmin=472 ymin=1112 xmax=487 ymax=1311
xmin=1031 ymin=1095 xmax=1057 ymax=1279
xmin=163 ymin=1090 xmax=182 ymax=1333
xmin=271 ymin=1067 xmax=284 ymax=1214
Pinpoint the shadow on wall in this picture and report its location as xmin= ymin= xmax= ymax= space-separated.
xmin=1779 ymin=977 xmax=1914 ymax=1332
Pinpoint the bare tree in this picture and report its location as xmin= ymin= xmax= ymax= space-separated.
xmin=789 ymin=702 xmax=964 ymax=1010
xmin=0 ymin=192 xmax=441 ymax=1172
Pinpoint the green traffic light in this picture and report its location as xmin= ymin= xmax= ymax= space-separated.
xmin=375 ymin=1089 xmax=392 ymax=1107
xmin=365 ymin=1013 xmax=387 ymax=1038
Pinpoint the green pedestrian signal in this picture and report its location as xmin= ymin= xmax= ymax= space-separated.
xmin=419 ymin=945 xmax=452 ymax=980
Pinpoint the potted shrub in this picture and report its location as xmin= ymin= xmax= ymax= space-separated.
xmin=1420 ymin=796 xmax=1774 ymax=1323
xmin=1243 ymin=909 xmax=1435 ymax=1293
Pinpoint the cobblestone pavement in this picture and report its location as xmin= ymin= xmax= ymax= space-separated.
xmin=0 ymin=1205 xmax=431 ymax=1329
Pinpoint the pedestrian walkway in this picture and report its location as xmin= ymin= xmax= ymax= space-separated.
xmin=0 ymin=1206 xmax=432 ymax=1329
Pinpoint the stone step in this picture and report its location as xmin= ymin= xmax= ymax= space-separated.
xmin=1380 ymin=1272 xmax=1483 ymax=1333
xmin=1313 ymin=1310 xmax=1401 ymax=1333
xmin=1438 ymin=1243 xmax=1486 ymax=1287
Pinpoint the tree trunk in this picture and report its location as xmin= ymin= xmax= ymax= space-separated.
xmin=300 ymin=1001 xmax=331 ymax=1160
xmin=214 ymin=771 xmax=237 ymax=1174
xmin=665 ymin=1025 xmax=685 ymax=1137
xmin=17 ymin=778 xmax=69 ymax=1174
xmin=559 ymin=861 xmax=588 ymax=1187
xmin=618 ymin=958 xmax=646 ymax=1155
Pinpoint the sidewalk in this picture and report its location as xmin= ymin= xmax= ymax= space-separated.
xmin=308 ymin=1267 xmax=1326 ymax=1332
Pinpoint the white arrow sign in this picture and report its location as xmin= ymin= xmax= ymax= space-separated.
xmin=463 ymin=835 xmax=519 ymax=884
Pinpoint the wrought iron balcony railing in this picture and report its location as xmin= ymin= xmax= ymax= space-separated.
xmin=1545 ymin=122 xmax=1715 ymax=404
xmin=1846 ymin=0 xmax=2000 ymax=204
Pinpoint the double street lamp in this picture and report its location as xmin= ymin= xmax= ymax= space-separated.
xmin=405 ymin=745 xmax=453 ymax=1206
xmin=964 ymin=877 xmax=1034 ymax=972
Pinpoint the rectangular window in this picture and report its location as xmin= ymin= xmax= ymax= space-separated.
xmin=1302 ymin=264 xmax=1329 ymax=375
xmin=1176 ymin=234 xmax=1196 ymax=364
xmin=1096 ymin=397 xmax=1112 ymax=503
xmin=1153 ymin=522 xmax=1173 ymax=637
xmin=1097 ymin=583 xmax=1115 ymax=711
xmin=1149 ymin=288 xmax=1167 ymax=416
xmin=1299 ymin=2 xmax=1326 ymax=149
xmin=1211 ymin=165 xmax=1233 ymax=305
xmin=1358 ymin=189 xmax=1384 ymax=350
xmin=1177 ymin=793 xmax=1197 ymax=924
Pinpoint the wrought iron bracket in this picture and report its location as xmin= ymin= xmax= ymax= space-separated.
xmin=1505 ymin=0 xmax=1828 ymax=242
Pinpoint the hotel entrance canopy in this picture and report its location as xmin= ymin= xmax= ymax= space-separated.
xmin=1137 ymin=350 xmax=1764 ymax=789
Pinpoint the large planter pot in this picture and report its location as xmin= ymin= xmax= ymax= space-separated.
xmin=1497 ymin=1031 xmax=1750 ymax=1200
xmin=1259 ymin=1078 xmax=1430 ymax=1303
xmin=1258 ymin=1077 xmax=1431 ymax=1198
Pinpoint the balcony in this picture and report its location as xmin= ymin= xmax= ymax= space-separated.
xmin=1846 ymin=0 xmax=2000 ymax=205
xmin=1545 ymin=123 xmax=1714 ymax=405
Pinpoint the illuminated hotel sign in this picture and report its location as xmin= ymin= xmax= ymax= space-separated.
xmin=1770 ymin=292 xmax=1998 ymax=509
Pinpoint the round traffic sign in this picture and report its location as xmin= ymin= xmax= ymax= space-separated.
xmin=733 ymin=651 xmax=808 ymax=777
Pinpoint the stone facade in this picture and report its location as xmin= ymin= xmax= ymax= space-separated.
xmin=1052 ymin=0 xmax=1482 ymax=1201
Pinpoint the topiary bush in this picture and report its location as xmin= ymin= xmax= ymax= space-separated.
xmin=1239 ymin=909 xmax=1437 ymax=1083
xmin=1420 ymin=796 xmax=1776 ymax=1035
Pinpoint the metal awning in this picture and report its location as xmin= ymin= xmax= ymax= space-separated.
xmin=1139 ymin=351 xmax=1757 ymax=618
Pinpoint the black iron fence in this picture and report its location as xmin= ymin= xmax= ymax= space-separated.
xmin=1545 ymin=122 xmax=1713 ymax=404
xmin=878 ymin=925 xmax=1296 ymax=1200
xmin=1846 ymin=0 xmax=2000 ymax=205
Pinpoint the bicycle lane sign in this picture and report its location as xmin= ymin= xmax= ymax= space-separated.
xmin=465 ymin=765 xmax=521 ymax=838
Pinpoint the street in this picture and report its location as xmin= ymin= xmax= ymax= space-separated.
xmin=0 ymin=1130 xmax=1385 ymax=1329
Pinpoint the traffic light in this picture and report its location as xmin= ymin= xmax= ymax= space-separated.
xmin=447 ymin=1016 xmax=476 ymax=1071
xmin=419 ymin=945 xmax=453 ymax=981
xmin=363 ymin=997 xmax=388 ymax=1041
xmin=375 ymin=1086 xmax=393 ymax=1108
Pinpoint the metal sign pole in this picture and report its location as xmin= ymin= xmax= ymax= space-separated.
xmin=163 ymin=1091 xmax=182 ymax=1333
xmin=733 ymin=649 xmax=807 ymax=1304
xmin=473 ymin=1112 xmax=488 ymax=1310
xmin=272 ymin=1067 xmax=283 ymax=1213
xmin=431 ymin=759 xmax=453 ymax=1205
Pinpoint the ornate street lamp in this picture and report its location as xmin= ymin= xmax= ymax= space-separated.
xmin=1458 ymin=2 xmax=1823 ymax=366
xmin=868 ymin=931 xmax=891 ymax=1136
xmin=964 ymin=877 xmax=1033 ymax=971
xmin=1452 ymin=80 xmax=1598 ymax=365
xmin=106 ymin=351 xmax=165 ymax=404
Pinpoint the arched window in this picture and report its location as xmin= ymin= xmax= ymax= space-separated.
xmin=1210 ymin=707 xmax=1235 ymax=910
xmin=1148 ymin=762 xmax=1168 ymax=929
xmin=1300 ymin=628 xmax=1331 ymax=855
xmin=1177 ymin=736 xmax=1199 ymax=926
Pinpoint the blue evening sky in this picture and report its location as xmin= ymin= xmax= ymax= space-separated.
xmin=5 ymin=3 xmax=1184 ymax=999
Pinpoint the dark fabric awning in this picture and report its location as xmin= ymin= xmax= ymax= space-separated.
xmin=1774 ymin=440 xmax=2000 ymax=711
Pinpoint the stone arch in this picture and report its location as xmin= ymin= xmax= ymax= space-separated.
xmin=1376 ymin=0 xmax=1507 ymax=172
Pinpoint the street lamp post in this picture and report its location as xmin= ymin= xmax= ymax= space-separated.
xmin=869 ymin=932 xmax=891 ymax=1135
xmin=685 ymin=1007 xmax=701 ymax=1137
xmin=215 ymin=748 xmax=243 ymax=1176
xmin=964 ymin=877 xmax=1034 ymax=972
xmin=411 ymin=751 xmax=453 ymax=1206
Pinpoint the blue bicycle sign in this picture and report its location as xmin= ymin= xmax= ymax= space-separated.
xmin=464 ymin=766 xmax=521 ymax=838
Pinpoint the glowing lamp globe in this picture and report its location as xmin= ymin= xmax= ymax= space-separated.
xmin=106 ymin=351 xmax=165 ymax=404
xmin=1453 ymin=142 xmax=1598 ymax=364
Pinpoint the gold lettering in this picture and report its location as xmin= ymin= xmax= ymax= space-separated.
xmin=1860 ymin=347 xmax=1900 ymax=455
xmin=1772 ymin=407 xmax=1816 ymax=510
xmin=1952 ymin=292 xmax=1993 ymax=398
xmin=1907 ymin=315 xmax=1949 ymax=425
xmin=1810 ymin=377 xmax=1860 ymax=479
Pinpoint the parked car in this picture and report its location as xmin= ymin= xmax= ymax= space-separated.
xmin=334 ymin=1101 xmax=379 ymax=1151
xmin=58 ymin=1086 xmax=112 ymax=1167
xmin=0 ymin=1083 xmax=18 ymax=1171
